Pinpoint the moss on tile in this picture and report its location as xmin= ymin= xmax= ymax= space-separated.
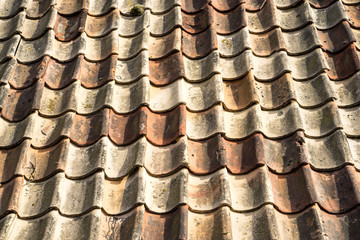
xmin=130 ymin=5 xmax=144 ymax=16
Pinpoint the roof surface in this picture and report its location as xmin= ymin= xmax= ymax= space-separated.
xmin=0 ymin=0 xmax=360 ymax=239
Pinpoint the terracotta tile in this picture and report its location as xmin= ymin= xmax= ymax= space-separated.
xmin=181 ymin=6 xmax=213 ymax=33
xmin=0 ymin=0 xmax=360 ymax=238
xmin=42 ymin=56 xmax=81 ymax=89
xmin=318 ymin=21 xmax=356 ymax=53
xmin=86 ymin=9 xmax=120 ymax=37
xmin=181 ymin=0 xmax=208 ymax=13
xmin=9 ymin=57 xmax=49 ymax=89
xmin=345 ymin=4 xmax=360 ymax=28
xmin=1 ymin=80 xmax=44 ymax=122
xmin=70 ymin=108 xmax=109 ymax=146
xmin=54 ymin=10 xmax=86 ymax=41
xmin=142 ymin=205 xmax=187 ymax=240
xmin=188 ymin=206 xmax=232 ymax=240
xmin=79 ymin=55 xmax=117 ymax=88
xmin=149 ymin=28 xmax=181 ymax=59
xmin=182 ymin=4 xmax=246 ymax=34
xmin=325 ymin=44 xmax=360 ymax=80
xmin=16 ymin=30 xmax=118 ymax=63
xmin=149 ymin=52 xmax=184 ymax=85
xmin=249 ymin=27 xmax=286 ymax=56
xmin=0 ymin=140 xmax=29 ymax=183
xmin=182 ymin=26 xmax=217 ymax=58
xmin=109 ymin=105 xmax=186 ymax=145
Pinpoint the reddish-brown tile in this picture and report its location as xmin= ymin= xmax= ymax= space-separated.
xmin=79 ymin=55 xmax=117 ymax=88
xmin=149 ymin=52 xmax=184 ymax=86
xmin=70 ymin=108 xmax=109 ymax=146
xmin=181 ymin=6 xmax=213 ymax=34
xmin=142 ymin=205 xmax=187 ymax=240
xmin=109 ymin=105 xmax=186 ymax=145
xmin=182 ymin=26 xmax=217 ymax=58
xmin=325 ymin=44 xmax=360 ymax=80
xmin=181 ymin=0 xmax=208 ymax=13
xmin=1 ymin=80 xmax=44 ymax=122
xmin=345 ymin=4 xmax=360 ymax=28
xmin=26 ymin=139 xmax=68 ymax=181
xmin=249 ymin=28 xmax=286 ymax=56
xmin=0 ymin=176 xmax=23 ymax=215
xmin=9 ymin=57 xmax=49 ymax=89
xmin=0 ymin=140 xmax=29 ymax=183
xmin=318 ymin=21 xmax=356 ymax=53
xmin=54 ymin=10 xmax=86 ymax=41
xmin=42 ymin=56 xmax=81 ymax=89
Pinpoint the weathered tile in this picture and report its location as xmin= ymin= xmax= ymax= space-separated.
xmin=16 ymin=30 xmax=118 ymax=63
xmin=0 ymin=35 xmax=20 ymax=63
xmin=150 ymin=6 xmax=182 ymax=36
xmin=2 ymin=204 xmax=360 ymax=239
xmin=248 ymin=0 xmax=347 ymax=33
xmin=3 ymin=128 xmax=360 ymax=182
xmin=223 ymin=72 xmax=336 ymax=110
xmin=2 ymin=165 xmax=358 ymax=216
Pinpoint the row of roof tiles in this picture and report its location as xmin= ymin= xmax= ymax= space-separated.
xmin=0 ymin=101 xmax=359 ymax=146
xmin=0 ymin=45 xmax=358 ymax=87
xmin=0 ymin=130 xmax=359 ymax=183
xmin=1 ymin=165 xmax=359 ymax=217
xmin=2 ymin=18 xmax=359 ymax=58
xmin=1 ymin=204 xmax=359 ymax=240
xmin=1 ymin=72 xmax=360 ymax=121
xmin=0 ymin=0 xmax=354 ymax=19
xmin=1 ymin=1 xmax=358 ymax=41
